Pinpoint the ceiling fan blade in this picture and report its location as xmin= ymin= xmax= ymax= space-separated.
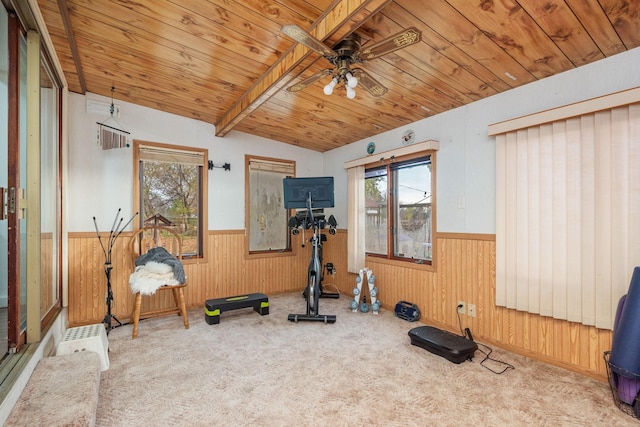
xmin=358 ymin=27 xmax=422 ymax=60
xmin=352 ymin=69 xmax=388 ymax=97
xmin=286 ymin=69 xmax=334 ymax=93
xmin=281 ymin=25 xmax=337 ymax=58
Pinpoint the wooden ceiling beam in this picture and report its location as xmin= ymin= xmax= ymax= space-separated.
xmin=214 ymin=0 xmax=394 ymax=138
xmin=56 ymin=0 xmax=86 ymax=93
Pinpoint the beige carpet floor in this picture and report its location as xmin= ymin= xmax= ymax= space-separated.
xmin=97 ymin=292 xmax=636 ymax=426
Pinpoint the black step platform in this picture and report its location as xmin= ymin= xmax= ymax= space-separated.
xmin=204 ymin=293 xmax=269 ymax=325
xmin=408 ymin=326 xmax=477 ymax=364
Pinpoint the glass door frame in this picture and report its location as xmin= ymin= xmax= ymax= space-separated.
xmin=5 ymin=9 xmax=25 ymax=354
xmin=2 ymin=2 xmax=63 ymax=360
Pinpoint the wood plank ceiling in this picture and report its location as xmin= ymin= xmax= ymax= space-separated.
xmin=37 ymin=0 xmax=640 ymax=152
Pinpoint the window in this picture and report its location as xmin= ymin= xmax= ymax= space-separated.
xmin=245 ymin=155 xmax=295 ymax=257
xmin=134 ymin=141 xmax=207 ymax=259
xmin=365 ymin=154 xmax=434 ymax=264
xmin=39 ymin=46 xmax=62 ymax=326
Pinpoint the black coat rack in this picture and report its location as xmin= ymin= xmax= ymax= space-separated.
xmin=93 ymin=209 xmax=138 ymax=333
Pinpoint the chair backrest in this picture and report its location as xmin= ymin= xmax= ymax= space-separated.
xmin=128 ymin=226 xmax=183 ymax=264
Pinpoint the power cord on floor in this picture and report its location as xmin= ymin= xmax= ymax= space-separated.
xmin=475 ymin=342 xmax=515 ymax=374
xmin=456 ymin=303 xmax=515 ymax=375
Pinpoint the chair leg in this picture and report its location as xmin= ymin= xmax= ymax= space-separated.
xmin=172 ymin=287 xmax=189 ymax=329
xmin=131 ymin=293 xmax=142 ymax=339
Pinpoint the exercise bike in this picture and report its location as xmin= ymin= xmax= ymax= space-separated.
xmin=287 ymin=195 xmax=337 ymax=323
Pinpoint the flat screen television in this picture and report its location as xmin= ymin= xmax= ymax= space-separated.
xmin=283 ymin=177 xmax=335 ymax=209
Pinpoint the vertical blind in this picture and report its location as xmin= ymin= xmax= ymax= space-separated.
xmin=347 ymin=166 xmax=365 ymax=273
xmin=494 ymin=102 xmax=640 ymax=330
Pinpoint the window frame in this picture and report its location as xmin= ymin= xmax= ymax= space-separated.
xmin=38 ymin=42 xmax=63 ymax=330
xmin=244 ymin=155 xmax=296 ymax=259
xmin=133 ymin=140 xmax=208 ymax=262
xmin=364 ymin=151 xmax=436 ymax=269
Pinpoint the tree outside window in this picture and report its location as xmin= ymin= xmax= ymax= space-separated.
xmin=134 ymin=141 xmax=207 ymax=258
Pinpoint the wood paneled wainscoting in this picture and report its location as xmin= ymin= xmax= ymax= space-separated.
xmin=324 ymin=231 xmax=613 ymax=381
xmin=68 ymin=229 xmax=612 ymax=379
xmin=67 ymin=230 xmax=310 ymax=327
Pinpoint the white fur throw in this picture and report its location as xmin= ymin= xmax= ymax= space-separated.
xmin=129 ymin=261 xmax=180 ymax=295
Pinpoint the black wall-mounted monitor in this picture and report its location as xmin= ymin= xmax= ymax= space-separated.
xmin=283 ymin=177 xmax=335 ymax=209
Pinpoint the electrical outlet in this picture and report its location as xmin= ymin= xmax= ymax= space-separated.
xmin=468 ymin=303 xmax=476 ymax=318
xmin=457 ymin=301 xmax=466 ymax=315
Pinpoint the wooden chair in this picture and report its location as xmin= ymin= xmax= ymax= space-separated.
xmin=128 ymin=225 xmax=189 ymax=339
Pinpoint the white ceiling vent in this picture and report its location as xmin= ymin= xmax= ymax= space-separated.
xmin=86 ymin=99 xmax=120 ymax=117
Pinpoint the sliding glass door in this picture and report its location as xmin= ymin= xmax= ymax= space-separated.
xmin=0 ymin=6 xmax=9 ymax=358
xmin=0 ymin=3 xmax=61 ymax=367
xmin=1 ymin=8 xmax=29 ymax=361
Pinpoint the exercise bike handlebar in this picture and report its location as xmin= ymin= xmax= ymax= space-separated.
xmin=287 ymin=193 xmax=337 ymax=234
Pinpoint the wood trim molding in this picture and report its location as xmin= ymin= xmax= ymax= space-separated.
xmin=488 ymin=86 xmax=640 ymax=136
xmin=244 ymin=154 xmax=296 ymax=260
xmin=343 ymin=139 xmax=440 ymax=169
xmin=69 ymin=231 xmax=131 ymax=238
xmin=132 ymin=139 xmax=209 ymax=261
xmin=209 ymin=229 xmax=244 ymax=235
xmin=26 ymin=30 xmax=42 ymax=343
xmin=71 ymin=228 xmax=345 ymax=237
xmin=365 ymin=255 xmax=436 ymax=272
xmin=436 ymin=232 xmax=495 ymax=241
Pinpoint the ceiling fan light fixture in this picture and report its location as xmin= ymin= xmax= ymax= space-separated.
xmin=346 ymin=84 xmax=356 ymax=99
xmin=346 ymin=72 xmax=358 ymax=88
xmin=282 ymin=25 xmax=421 ymax=98
xmin=324 ymin=77 xmax=338 ymax=95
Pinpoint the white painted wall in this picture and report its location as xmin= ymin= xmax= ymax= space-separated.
xmin=66 ymin=46 xmax=640 ymax=235
xmin=66 ymin=93 xmax=324 ymax=233
xmin=323 ymin=46 xmax=640 ymax=234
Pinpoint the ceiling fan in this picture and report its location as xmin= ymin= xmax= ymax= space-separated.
xmin=281 ymin=24 xmax=422 ymax=99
